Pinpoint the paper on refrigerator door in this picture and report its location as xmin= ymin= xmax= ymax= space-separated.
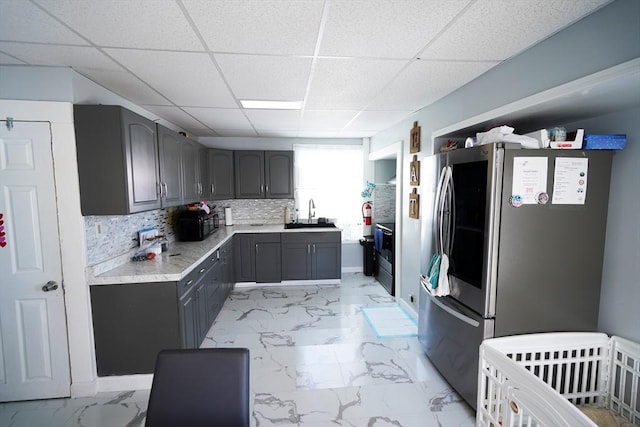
xmin=552 ymin=157 xmax=589 ymax=205
xmin=512 ymin=157 xmax=548 ymax=205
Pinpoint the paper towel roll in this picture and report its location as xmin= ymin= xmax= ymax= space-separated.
xmin=224 ymin=207 xmax=233 ymax=226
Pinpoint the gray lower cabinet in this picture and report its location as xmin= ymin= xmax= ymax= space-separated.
xmin=234 ymin=233 xmax=281 ymax=283
xmin=74 ymin=105 xmax=161 ymax=215
xmin=281 ymin=232 xmax=341 ymax=280
xmin=209 ymin=149 xmax=235 ymax=200
xmin=90 ymin=248 xmax=231 ymax=376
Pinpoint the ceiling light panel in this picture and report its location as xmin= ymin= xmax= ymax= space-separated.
xmin=305 ymin=57 xmax=407 ymax=110
xmin=216 ymin=54 xmax=312 ymax=101
xmin=419 ymin=0 xmax=611 ymax=61
xmin=104 ymin=49 xmax=237 ymax=108
xmin=182 ymin=0 xmax=324 ymax=55
xmin=0 ymin=0 xmax=88 ymax=45
xmin=35 ymin=0 xmax=203 ymax=50
xmin=319 ymin=0 xmax=469 ymax=59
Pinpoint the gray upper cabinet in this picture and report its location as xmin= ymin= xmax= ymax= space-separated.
xmin=265 ymin=151 xmax=294 ymax=198
xmin=157 ymin=125 xmax=183 ymax=208
xmin=74 ymin=105 xmax=161 ymax=215
xmin=181 ymin=138 xmax=200 ymax=204
xmin=235 ymin=151 xmax=293 ymax=199
xmin=209 ymin=149 xmax=235 ymax=200
xmin=199 ymin=147 xmax=211 ymax=200
xmin=234 ymin=151 xmax=265 ymax=199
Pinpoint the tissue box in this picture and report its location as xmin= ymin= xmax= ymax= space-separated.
xmin=583 ymin=134 xmax=627 ymax=150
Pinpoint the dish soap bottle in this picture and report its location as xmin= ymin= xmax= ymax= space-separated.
xmin=295 ymin=208 xmax=299 ymax=224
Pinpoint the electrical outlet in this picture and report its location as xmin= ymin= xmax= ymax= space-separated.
xmin=95 ymin=222 xmax=102 ymax=235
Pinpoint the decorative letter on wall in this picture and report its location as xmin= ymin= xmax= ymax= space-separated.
xmin=410 ymin=155 xmax=420 ymax=186
xmin=410 ymin=121 xmax=421 ymax=153
xmin=409 ymin=189 xmax=420 ymax=219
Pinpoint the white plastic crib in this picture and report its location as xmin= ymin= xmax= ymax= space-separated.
xmin=477 ymin=332 xmax=640 ymax=427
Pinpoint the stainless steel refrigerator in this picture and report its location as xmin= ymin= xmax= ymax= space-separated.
xmin=418 ymin=143 xmax=613 ymax=409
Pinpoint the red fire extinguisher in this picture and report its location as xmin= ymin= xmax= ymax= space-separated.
xmin=362 ymin=201 xmax=372 ymax=226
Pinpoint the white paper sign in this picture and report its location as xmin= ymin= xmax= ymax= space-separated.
xmin=552 ymin=157 xmax=589 ymax=205
xmin=512 ymin=157 xmax=548 ymax=205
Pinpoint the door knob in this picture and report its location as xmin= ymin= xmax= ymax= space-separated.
xmin=42 ymin=281 xmax=58 ymax=292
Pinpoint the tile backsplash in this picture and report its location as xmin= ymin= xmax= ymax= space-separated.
xmin=84 ymin=199 xmax=294 ymax=267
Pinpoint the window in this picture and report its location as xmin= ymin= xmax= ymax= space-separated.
xmin=293 ymin=144 xmax=364 ymax=241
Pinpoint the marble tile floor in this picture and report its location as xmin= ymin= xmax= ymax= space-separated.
xmin=0 ymin=273 xmax=475 ymax=427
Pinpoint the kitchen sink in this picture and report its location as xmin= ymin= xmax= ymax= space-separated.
xmin=284 ymin=222 xmax=336 ymax=229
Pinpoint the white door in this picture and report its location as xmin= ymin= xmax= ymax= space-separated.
xmin=0 ymin=120 xmax=70 ymax=401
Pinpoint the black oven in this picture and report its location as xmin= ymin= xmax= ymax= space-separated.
xmin=374 ymin=223 xmax=395 ymax=295
xmin=176 ymin=210 xmax=219 ymax=241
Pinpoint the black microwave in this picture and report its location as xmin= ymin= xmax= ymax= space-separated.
xmin=176 ymin=210 xmax=219 ymax=241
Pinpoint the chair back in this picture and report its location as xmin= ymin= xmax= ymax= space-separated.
xmin=145 ymin=348 xmax=250 ymax=427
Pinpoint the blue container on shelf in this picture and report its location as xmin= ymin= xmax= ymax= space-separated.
xmin=584 ymin=134 xmax=627 ymax=150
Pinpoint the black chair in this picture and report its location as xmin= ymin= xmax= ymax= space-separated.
xmin=145 ymin=348 xmax=250 ymax=427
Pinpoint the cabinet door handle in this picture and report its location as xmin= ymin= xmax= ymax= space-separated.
xmin=211 ymin=184 xmax=215 ymax=194
xmin=307 ymin=244 xmax=310 ymax=254
xmin=186 ymin=280 xmax=193 ymax=286
xmin=313 ymin=244 xmax=316 ymax=254
xmin=162 ymin=182 xmax=168 ymax=197
xmin=199 ymin=268 xmax=206 ymax=274
xmin=266 ymin=185 xmax=269 ymax=193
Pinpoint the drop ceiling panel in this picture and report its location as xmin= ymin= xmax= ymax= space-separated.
xmin=105 ymin=49 xmax=237 ymax=108
xmin=244 ymin=109 xmax=301 ymax=132
xmin=182 ymin=0 xmax=324 ymax=55
xmin=0 ymin=0 xmax=88 ymax=45
xmin=319 ymin=0 xmax=470 ymax=59
xmin=306 ymin=58 xmax=407 ymax=110
xmin=0 ymin=51 xmax=25 ymax=64
xmin=368 ymin=60 xmax=498 ymax=111
xmin=342 ymin=110 xmax=413 ymax=134
xmin=143 ymin=105 xmax=213 ymax=136
xmin=0 ymin=43 xmax=122 ymax=70
xmin=74 ymin=68 xmax=171 ymax=106
xmin=299 ymin=110 xmax=359 ymax=131
xmin=35 ymin=0 xmax=203 ymax=50
xmin=419 ymin=0 xmax=611 ymax=61
xmin=215 ymin=54 xmax=312 ymax=101
xmin=184 ymin=107 xmax=254 ymax=130
xmin=215 ymin=128 xmax=259 ymax=137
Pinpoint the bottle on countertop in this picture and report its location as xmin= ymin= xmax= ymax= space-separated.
xmin=295 ymin=208 xmax=299 ymax=224
xmin=285 ymin=207 xmax=291 ymax=224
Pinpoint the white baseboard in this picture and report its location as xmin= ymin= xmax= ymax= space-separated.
xmin=398 ymin=297 xmax=418 ymax=321
xmin=234 ymin=279 xmax=340 ymax=288
xmin=96 ymin=374 xmax=153 ymax=393
xmin=341 ymin=266 xmax=361 ymax=273
xmin=70 ymin=380 xmax=98 ymax=398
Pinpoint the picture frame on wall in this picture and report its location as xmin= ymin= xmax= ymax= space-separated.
xmin=410 ymin=155 xmax=420 ymax=186
xmin=410 ymin=121 xmax=421 ymax=153
xmin=409 ymin=189 xmax=420 ymax=219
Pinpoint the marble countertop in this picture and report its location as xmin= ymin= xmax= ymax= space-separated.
xmin=88 ymin=224 xmax=341 ymax=285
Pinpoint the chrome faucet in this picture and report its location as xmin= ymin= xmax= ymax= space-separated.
xmin=308 ymin=198 xmax=316 ymax=224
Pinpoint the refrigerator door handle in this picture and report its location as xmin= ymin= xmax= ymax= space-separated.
xmin=433 ymin=166 xmax=447 ymax=251
xmin=439 ymin=166 xmax=453 ymax=255
xmin=420 ymin=278 xmax=480 ymax=327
